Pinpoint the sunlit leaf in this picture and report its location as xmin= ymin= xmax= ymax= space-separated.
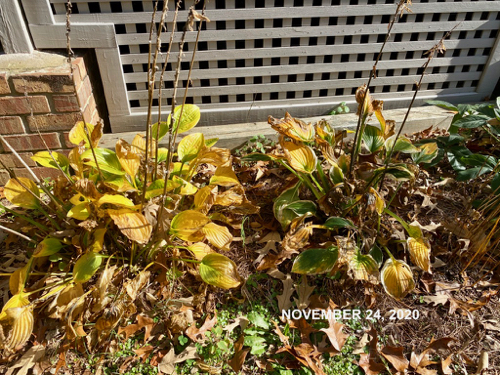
xmin=348 ymin=250 xmax=380 ymax=284
xmin=170 ymin=210 xmax=210 ymax=242
xmin=31 ymin=151 xmax=70 ymax=173
xmin=368 ymin=187 xmax=385 ymax=215
xmin=169 ymin=104 xmax=201 ymax=134
xmin=282 ymin=141 xmax=317 ymax=174
xmin=115 ymin=139 xmax=141 ymax=179
xmin=205 ymin=138 xmax=218 ymax=147
xmin=151 ymin=121 xmax=169 ymax=141
xmin=82 ymin=148 xmax=125 ymax=176
xmin=9 ymin=264 xmax=29 ymax=295
xmin=407 ymin=237 xmax=432 ymax=273
xmin=108 ymin=209 xmax=152 ymax=244
xmin=329 ymin=164 xmax=344 ymax=184
xmin=362 ymin=125 xmax=384 ymax=154
xmin=203 ymin=222 xmax=233 ymax=251
xmin=412 ymin=142 xmax=439 ymax=164
xmin=68 ymin=147 xmax=84 ymax=177
xmin=68 ymin=121 xmax=95 ymax=147
xmin=284 ymin=200 xmax=317 ymax=216
xmin=90 ymin=228 xmax=107 ymax=253
xmin=385 ymin=135 xmax=419 ymax=153
xmin=210 ymin=165 xmax=240 ymax=187
xmin=97 ymin=194 xmax=136 ymax=208
xmin=268 ymin=112 xmax=315 ymax=142
xmin=187 ymin=242 xmax=214 ymax=261
xmin=292 ymin=247 xmax=338 ymax=275
xmin=67 ymin=203 xmax=90 ymax=220
xmin=73 ymin=252 xmax=103 ymax=283
xmin=194 ymin=185 xmax=217 ymax=214
xmin=171 ymin=175 xmax=198 ymax=195
xmin=4 ymin=178 xmax=40 ymax=209
xmin=194 ymin=147 xmax=231 ymax=167
xmin=0 ymin=293 xmax=33 ymax=350
xmin=178 ymin=133 xmax=205 ymax=163
xmin=103 ymin=173 xmax=136 ymax=192
xmin=34 ymin=237 xmax=63 ymax=258
xmin=199 ymin=253 xmax=241 ymax=289
xmin=381 ymin=258 xmax=415 ymax=299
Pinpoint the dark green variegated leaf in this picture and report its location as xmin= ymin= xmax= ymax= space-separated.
xmin=369 ymin=245 xmax=383 ymax=267
xmin=456 ymin=167 xmax=489 ymax=181
xmin=284 ymin=200 xmax=317 ymax=216
xmin=273 ymin=182 xmax=301 ymax=229
xmin=447 ymin=146 xmax=472 ymax=171
xmin=292 ymin=247 xmax=338 ymax=275
xmin=375 ymin=165 xmax=414 ymax=182
xmin=491 ymin=172 xmax=500 ymax=194
xmin=323 ymin=217 xmax=356 ymax=230
xmin=362 ymin=125 xmax=384 ymax=154
xmin=412 ymin=142 xmax=439 ymax=164
xmin=348 ymin=250 xmax=380 ymax=284
xmin=385 ymin=136 xmax=419 ymax=153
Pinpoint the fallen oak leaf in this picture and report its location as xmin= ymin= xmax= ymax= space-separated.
xmin=228 ymin=335 xmax=250 ymax=373
xmin=118 ymin=314 xmax=155 ymax=342
xmin=134 ymin=345 xmax=154 ymax=362
xmin=186 ymin=313 xmax=217 ymax=342
xmin=380 ymin=345 xmax=409 ymax=372
xmin=358 ymin=353 xmax=386 ymax=375
xmin=319 ymin=316 xmax=348 ymax=353
xmin=441 ymin=355 xmax=453 ymax=375
xmin=158 ymin=343 xmax=198 ymax=375
xmin=277 ymin=274 xmax=295 ymax=316
xmin=5 ymin=345 xmax=45 ymax=375
xmin=294 ymin=277 xmax=315 ymax=310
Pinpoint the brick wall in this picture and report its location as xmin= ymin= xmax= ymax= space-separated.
xmin=0 ymin=53 xmax=100 ymax=185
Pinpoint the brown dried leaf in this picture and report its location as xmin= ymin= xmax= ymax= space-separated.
xmin=294 ymin=277 xmax=315 ymax=310
xmin=228 ymin=335 xmax=250 ymax=373
xmin=118 ymin=314 xmax=155 ymax=342
xmin=277 ymin=275 xmax=295 ymax=313
xmin=319 ymin=316 xmax=348 ymax=353
xmin=380 ymin=345 xmax=409 ymax=372
xmin=186 ymin=314 xmax=217 ymax=342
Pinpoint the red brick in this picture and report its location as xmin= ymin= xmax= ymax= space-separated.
xmin=1 ymin=133 xmax=61 ymax=152
xmin=72 ymin=57 xmax=88 ymax=83
xmin=53 ymin=95 xmax=79 ymax=112
xmin=82 ymin=95 xmax=97 ymax=123
xmin=13 ymin=167 xmax=62 ymax=181
xmin=77 ymin=75 xmax=93 ymax=106
xmin=0 ymin=74 xmax=10 ymax=94
xmin=27 ymin=112 xmax=81 ymax=132
xmin=12 ymin=74 xmax=74 ymax=94
xmin=0 ymin=117 xmax=25 ymax=135
xmin=0 ymin=152 xmax=36 ymax=168
xmin=62 ymin=132 xmax=73 ymax=148
xmin=0 ymin=96 xmax=50 ymax=115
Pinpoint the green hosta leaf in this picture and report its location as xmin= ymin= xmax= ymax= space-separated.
xmin=82 ymin=148 xmax=125 ymax=176
xmin=323 ymin=217 xmax=356 ymax=230
xmin=292 ymin=246 xmax=338 ymax=275
xmin=412 ymin=142 xmax=439 ymax=164
xmin=330 ymin=164 xmax=344 ymax=184
xmin=73 ymin=252 xmax=103 ymax=283
xmin=362 ymin=125 xmax=384 ymax=153
xmin=376 ymin=165 xmax=415 ymax=182
xmin=241 ymin=153 xmax=277 ymax=162
xmin=34 ymin=237 xmax=64 ymax=258
xmin=199 ymin=253 xmax=241 ymax=289
xmin=151 ymin=121 xmax=169 ymax=141
xmin=369 ymin=245 xmax=384 ymax=267
xmin=157 ymin=148 xmax=169 ymax=162
xmin=205 ymin=138 xmax=218 ymax=147
xmin=273 ymin=182 xmax=301 ymax=229
xmin=385 ymin=135 xmax=419 ymax=153
xmin=178 ymin=133 xmax=205 ymax=163
xmin=31 ymin=151 xmax=70 ymax=172
xmin=453 ymin=114 xmax=489 ymax=129
xmin=425 ymin=100 xmax=458 ymax=112
xmin=284 ymin=200 xmax=317 ymax=216
xmin=491 ymin=172 xmax=500 ymax=194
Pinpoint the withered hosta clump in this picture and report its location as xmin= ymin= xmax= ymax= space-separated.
xmin=0 ymin=104 xmax=259 ymax=351
xmin=244 ymin=85 xmax=440 ymax=300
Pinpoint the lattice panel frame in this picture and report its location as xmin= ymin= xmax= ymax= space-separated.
xmin=23 ymin=0 xmax=500 ymax=131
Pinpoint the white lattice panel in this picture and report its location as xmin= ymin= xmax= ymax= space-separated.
xmin=30 ymin=0 xmax=500 ymax=131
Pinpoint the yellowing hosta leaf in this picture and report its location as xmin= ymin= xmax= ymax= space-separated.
xmin=34 ymin=237 xmax=63 ymax=258
xmin=348 ymin=250 xmax=380 ymax=284
xmin=116 ymin=139 xmax=141 ymax=178
xmin=210 ymin=165 xmax=240 ymax=187
xmin=82 ymin=148 xmax=125 ymax=176
xmin=282 ymin=141 xmax=317 ymax=174
xmin=73 ymin=252 xmax=103 ymax=283
xmin=213 ymin=185 xmax=244 ymax=207
xmin=369 ymin=187 xmax=385 ymax=215
xmin=292 ymin=247 xmax=338 ymax=275
xmin=70 ymin=193 xmax=90 ymax=206
xmin=97 ymin=194 xmax=136 ymax=208
xmin=69 ymin=121 xmax=95 ymax=147
xmin=0 ymin=293 xmax=33 ymax=350
xmin=199 ymin=253 xmax=241 ymax=289
xmin=68 ymin=147 xmax=84 ymax=177
xmin=187 ymin=242 xmax=214 ymax=261
xmin=269 ymin=112 xmax=315 ymax=142
xmin=108 ymin=209 xmax=152 ymax=244
xmin=178 ymin=133 xmax=205 ymax=163
xmin=193 ymin=147 xmax=231 ymax=167
xmin=407 ymin=237 xmax=432 ymax=273
xmin=170 ymin=210 xmax=210 ymax=242
xmin=9 ymin=264 xmax=29 ymax=295
xmin=4 ymin=178 xmax=40 ymax=209
xmin=151 ymin=121 xmax=169 ymax=141
xmin=90 ymin=228 xmax=107 ymax=253
xmin=31 ymin=151 xmax=70 ymax=172
xmin=194 ymin=185 xmax=217 ymax=214
xmin=381 ymin=258 xmax=415 ymax=299
xmin=104 ymin=174 xmax=136 ymax=193
xmin=169 ymin=104 xmax=201 ymax=134
xmin=171 ymin=175 xmax=198 ymax=195
xmin=203 ymin=222 xmax=233 ymax=251
xmin=412 ymin=142 xmax=439 ymax=164
xmin=67 ymin=203 xmax=90 ymax=220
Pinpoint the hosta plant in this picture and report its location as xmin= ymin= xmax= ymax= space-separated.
xmin=0 ymin=105 xmax=257 ymax=351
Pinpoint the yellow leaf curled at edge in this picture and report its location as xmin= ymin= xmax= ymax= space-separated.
xmin=199 ymin=253 xmax=241 ymax=289
xmin=381 ymin=258 xmax=415 ymax=299
xmin=281 ymin=140 xmax=317 ymax=174
xmin=187 ymin=242 xmax=215 ymax=261
xmin=210 ymin=165 xmax=240 ymax=187
xmin=4 ymin=177 xmax=40 ymax=209
xmin=108 ymin=209 xmax=152 ymax=244
xmin=116 ymin=139 xmax=141 ymax=178
xmin=407 ymin=237 xmax=432 ymax=273
xmin=170 ymin=210 xmax=211 ymax=242
xmin=268 ymin=112 xmax=315 ymax=142
xmin=0 ymin=293 xmax=33 ymax=351
xmin=203 ymin=222 xmax=233 ymax=251
xmin=193 ymin=185 xmax=218 ymax=214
